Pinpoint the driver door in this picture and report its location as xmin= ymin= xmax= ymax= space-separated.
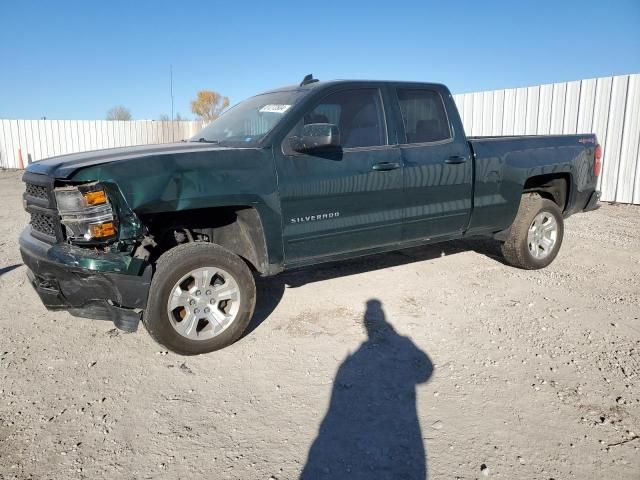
xmin=274 ymin=87 xmax=404 ymax=265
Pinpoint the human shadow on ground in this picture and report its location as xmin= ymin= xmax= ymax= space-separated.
xmin=246 ymin=237 xmax=503 ymax=337
xmin=300 ymin=299 xmax=433 ymax=479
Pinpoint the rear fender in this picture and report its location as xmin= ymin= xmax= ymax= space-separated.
xmin=467 ymin=137 xmax=591 ymax=235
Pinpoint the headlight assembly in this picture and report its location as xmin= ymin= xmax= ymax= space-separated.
xmin=54 ymin=183 xmax=117 ymax=242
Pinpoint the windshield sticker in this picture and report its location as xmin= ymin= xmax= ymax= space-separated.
xmin=259 ymin=104 xmax=291 ymax=114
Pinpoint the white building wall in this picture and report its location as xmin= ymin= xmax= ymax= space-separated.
xmin=0 ymin=120 xmax=206 ymax=170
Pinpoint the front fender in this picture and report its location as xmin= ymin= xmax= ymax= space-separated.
xmin=69 ymin=147 xmax=285 ymax=269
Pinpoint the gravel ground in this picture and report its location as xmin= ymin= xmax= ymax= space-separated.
xmin=0 ymin=169 xmax=639 ymax=479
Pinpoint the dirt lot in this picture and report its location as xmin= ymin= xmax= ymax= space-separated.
xmin=0 ymin=169 xmax=639 ymax=479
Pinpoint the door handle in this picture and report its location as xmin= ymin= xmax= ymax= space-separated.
xmin=445 ymin=155 xmax=467 ymax=164
xmin=372 ymin=162 xmax=401 ymax=171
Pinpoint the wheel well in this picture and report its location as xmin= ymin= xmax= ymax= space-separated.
xmin=141 ymin=206 xmax=269 ymax=274
xmin=522 ymin=174 xmax=570 ymax=211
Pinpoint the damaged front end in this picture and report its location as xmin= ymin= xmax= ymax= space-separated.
xmin=20 ymin=171 xmax=152 ymax=332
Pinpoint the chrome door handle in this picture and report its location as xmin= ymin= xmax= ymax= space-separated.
xmin=445 ymin=156 xmax=467 ymax=164
xmin=372 ymin=162 xmax=401 ymax=171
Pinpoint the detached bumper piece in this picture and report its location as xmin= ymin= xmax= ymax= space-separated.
xmin=20 ymin=229 xmax=151 ymax=332
xmin=583 ymin=190 xmax=601 ymax=212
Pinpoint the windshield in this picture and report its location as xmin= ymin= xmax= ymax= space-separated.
xmin=191 ymin=90 xmax=307 ymax=147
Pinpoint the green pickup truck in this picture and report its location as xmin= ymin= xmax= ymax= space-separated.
xmin=20 ymin=76 xmax=602 ymax=354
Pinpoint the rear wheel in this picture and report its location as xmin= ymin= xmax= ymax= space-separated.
xmin=501 ymin=193 xmax=564 ymax=270
xmin=144 ymin=242 xmax=256 ymax=355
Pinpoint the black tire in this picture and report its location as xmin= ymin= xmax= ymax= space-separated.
xmin=501 ymin=193 xmax=564 ymax=270
xmin=144 ymin=242 xmax=256 ymax=355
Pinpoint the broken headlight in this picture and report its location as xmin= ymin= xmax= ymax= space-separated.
xmin=54 ymin=183 xmax=117 ymax=242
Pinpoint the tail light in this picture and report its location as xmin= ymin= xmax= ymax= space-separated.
xmin=594 ymin=144 xmax=602 ymax=177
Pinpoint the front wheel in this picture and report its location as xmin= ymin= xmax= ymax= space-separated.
xmin=501 ymin=193 xmax=564 ymax=270
xmin=144 ymin=242 xmax=256 ymax=355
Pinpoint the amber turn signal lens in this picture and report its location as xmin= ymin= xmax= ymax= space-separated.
xmin=83 ymin=190 xmax=107 ymax=206
xmin=89 ymin=221 xmax=116 ymax=238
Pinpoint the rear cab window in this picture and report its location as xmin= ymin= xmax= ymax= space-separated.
xmin=396 ymin=88 xmax=452 ymax=144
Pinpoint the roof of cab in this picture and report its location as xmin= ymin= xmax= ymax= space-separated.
xmin=259 ymin=79 xmax=449 ymax=96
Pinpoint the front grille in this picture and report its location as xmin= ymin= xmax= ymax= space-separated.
xmin=23 ymin=172 xmax=64 ymax=243
xmin=30 ymin=212 xmax=57 ymax=237
xmin=25 ymin=183 xmax=48 ymax=200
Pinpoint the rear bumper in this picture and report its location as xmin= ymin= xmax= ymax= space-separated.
xmin=583 ymin=190 xmax=601 ymax=212
xmin=19 ymin=228 xmax=151 ymax=332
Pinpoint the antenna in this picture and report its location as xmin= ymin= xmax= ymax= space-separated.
xmin=300 ymin=73 xmax=319 ymax=86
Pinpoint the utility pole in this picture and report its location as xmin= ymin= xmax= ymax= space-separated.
xmin=170 ymin=65 xmax=174 ymax=122
xmin=170 ymin=64 xmax=175 ymax=141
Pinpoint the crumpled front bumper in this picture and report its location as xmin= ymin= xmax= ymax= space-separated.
xmin=19 ymin=227 xmax=151 ymax=332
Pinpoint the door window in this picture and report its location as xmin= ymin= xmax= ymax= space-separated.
xmin=397 ymin=89 xmax=451 ymax=144
xmin=284 ymin=89 xmax=387 ymax=153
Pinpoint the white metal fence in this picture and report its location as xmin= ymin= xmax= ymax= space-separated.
xmin=1 ymin=74 xmax=639 ymax=204
xmin=0 ymin=120 xmax=205 ymax=170
xmin=453 ymin=73 xmax=640 ymax=204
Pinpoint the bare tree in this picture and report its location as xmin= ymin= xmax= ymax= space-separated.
xmin=158 ymin=112 xmax=187 ymax=121
xmin=106 ymin=106 xmax=132 ymax=121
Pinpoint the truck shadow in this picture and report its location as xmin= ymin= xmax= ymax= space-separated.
xmin=247 ymin=238 xmax=503 ymax=336
xmin=301 ymin=299 xmax=433 ymax=479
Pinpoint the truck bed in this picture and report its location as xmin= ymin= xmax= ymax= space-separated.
xmin=465 ymin=134 xmax=599 ymax=236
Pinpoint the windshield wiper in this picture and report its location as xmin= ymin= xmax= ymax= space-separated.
xmin=192 ymin=137 xmax=219 ymax=144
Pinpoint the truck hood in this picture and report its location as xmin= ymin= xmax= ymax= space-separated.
xmin=25 ymin=142 xmax=240 ymax=179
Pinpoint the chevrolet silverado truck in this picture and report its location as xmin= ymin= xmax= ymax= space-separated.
xmin=20 ymin=75 xmax=602 ymax=355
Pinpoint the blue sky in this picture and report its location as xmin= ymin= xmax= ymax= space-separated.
xmin=1 ymin=0 xmax=638 ymax=120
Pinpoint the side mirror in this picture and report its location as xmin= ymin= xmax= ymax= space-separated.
xmin=290 ymin=123 xmax=341 ymax=153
